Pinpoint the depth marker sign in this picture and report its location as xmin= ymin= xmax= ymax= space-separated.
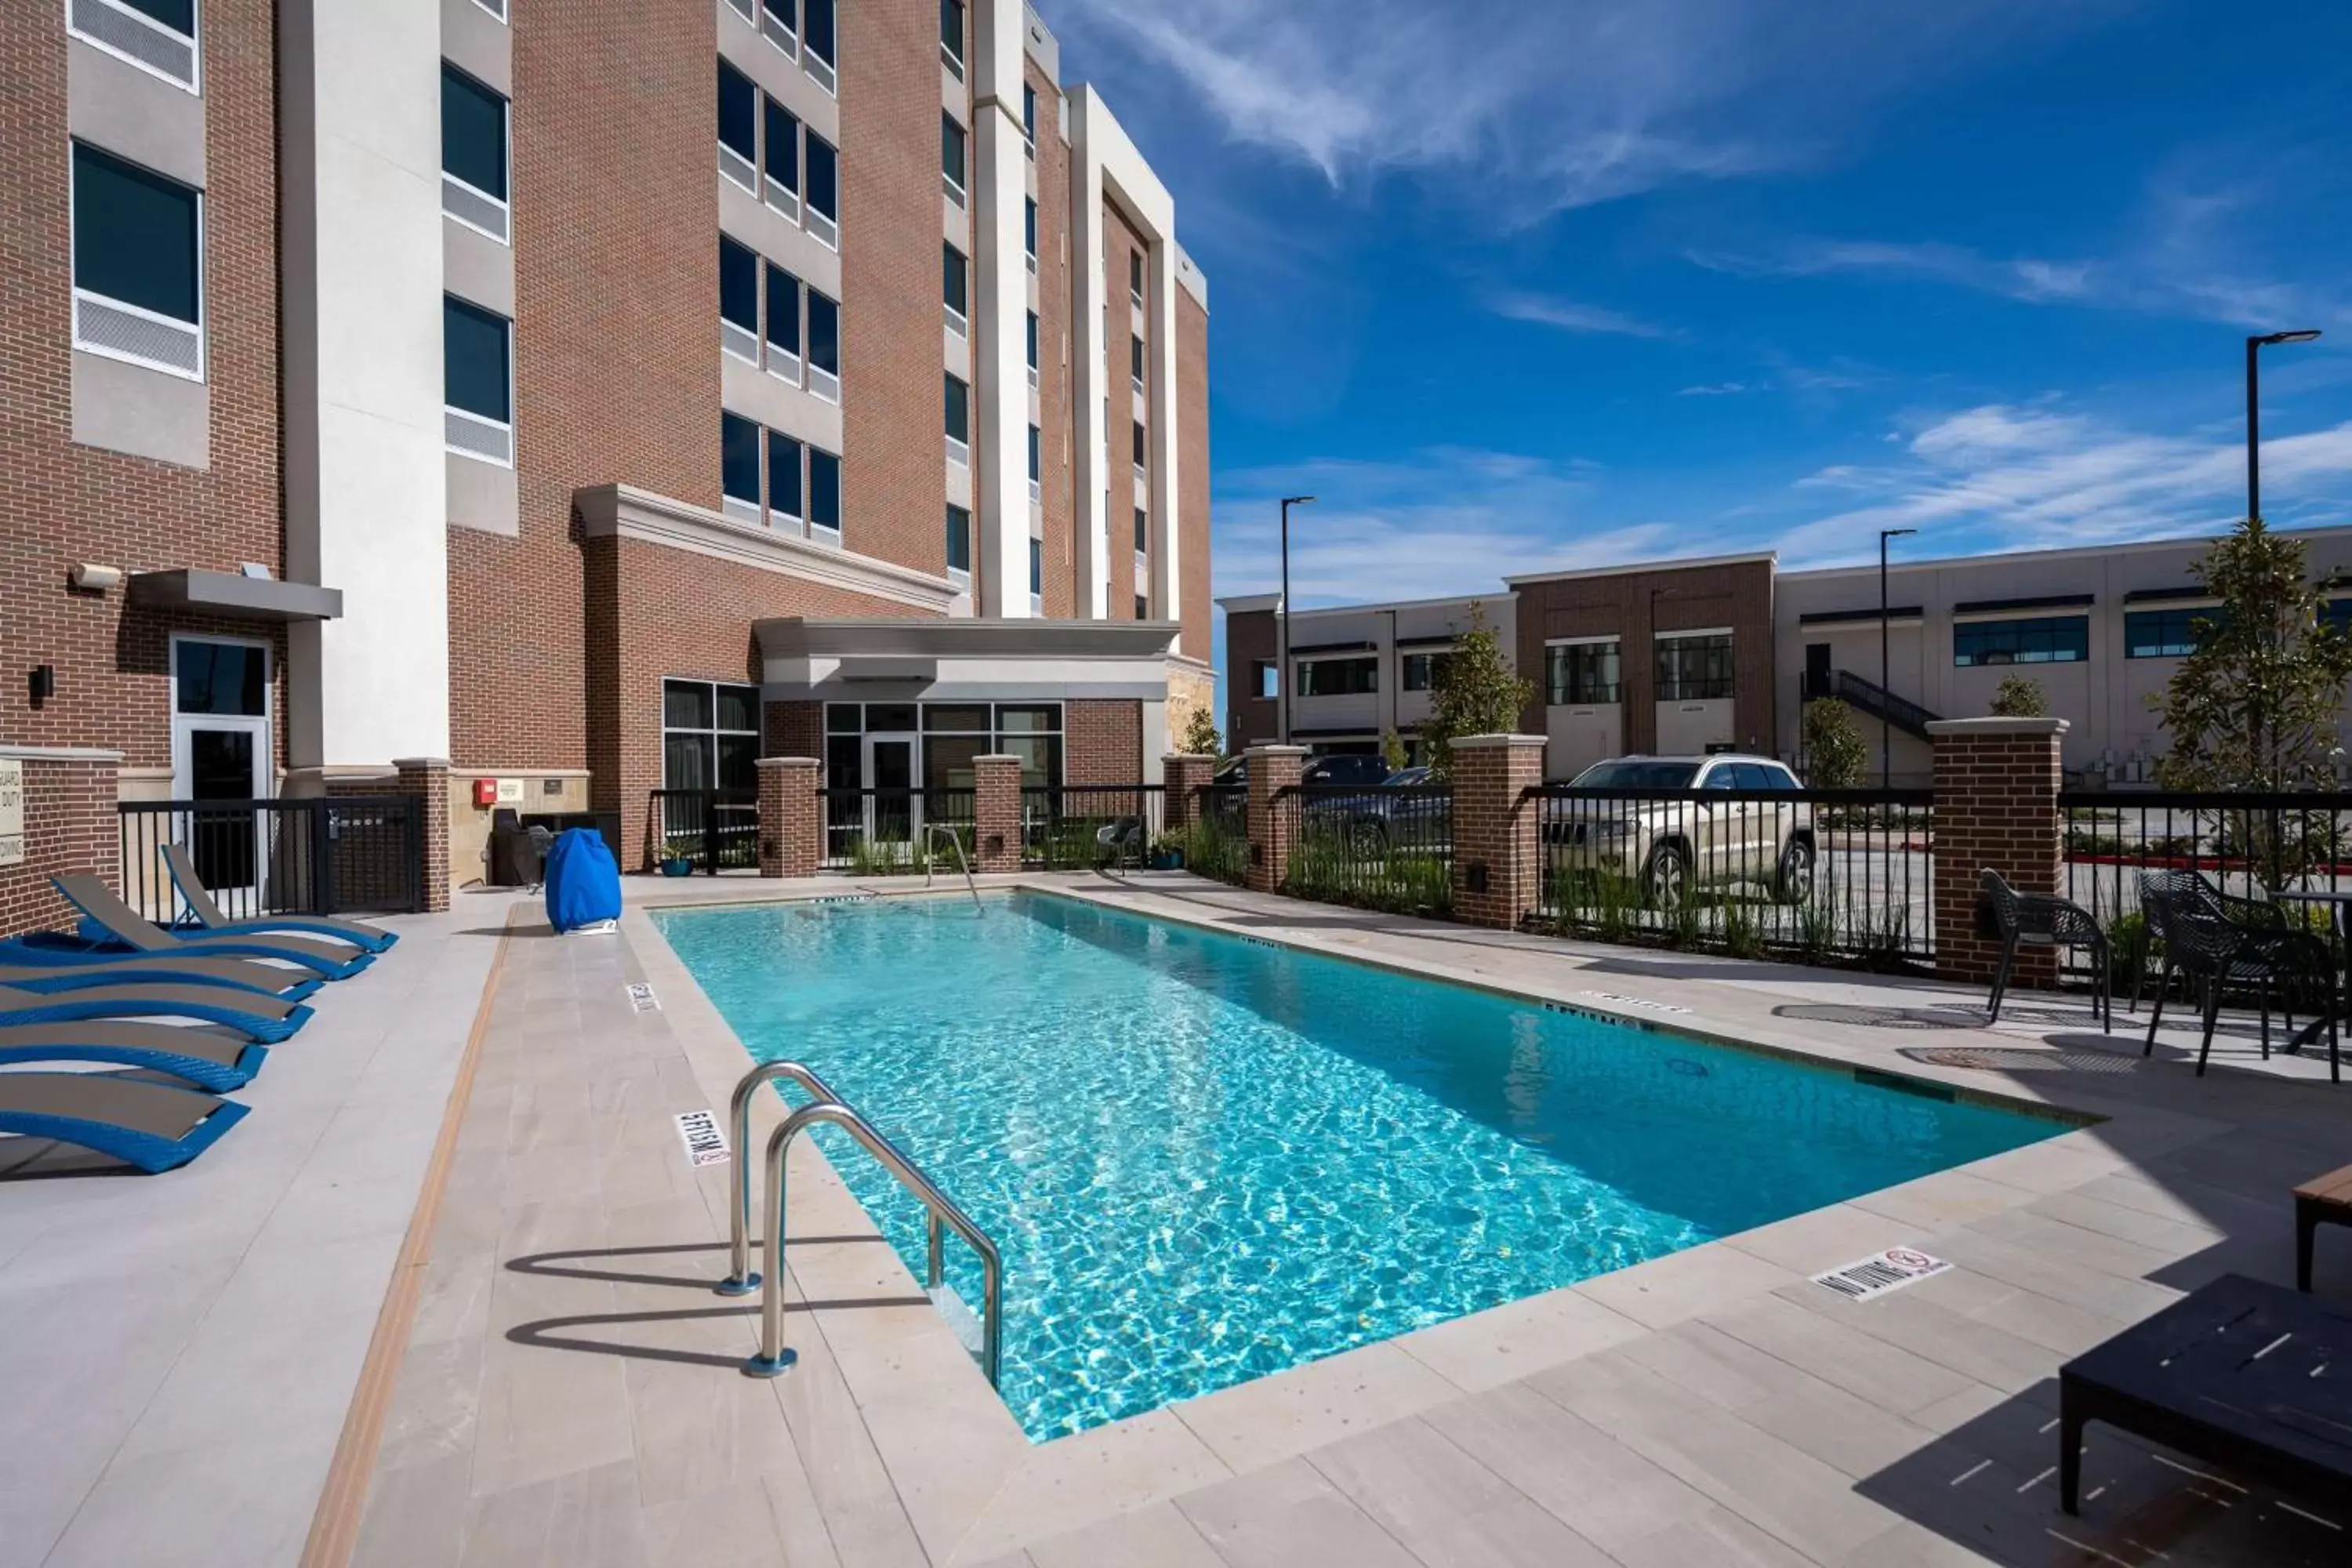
xmin=673 ymin=1109 xmax=730 ymax=1167
xmin=626 ymin=982 xmax=659 ymax=1011
xmin=1813 ymin=1247 xmax=1950 ymax=1302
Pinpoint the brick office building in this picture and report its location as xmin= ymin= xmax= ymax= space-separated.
xmin=1 ymin=0 xmax=1214 ymax=893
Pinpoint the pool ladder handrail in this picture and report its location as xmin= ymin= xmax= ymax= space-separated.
xmin=717 ymin=1062 xmax=1003 ymax=1389
xmin=921 ymin=823 xmax=982 ymax=910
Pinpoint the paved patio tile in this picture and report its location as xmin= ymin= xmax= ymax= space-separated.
xmin=1170 ymin=1339 xmax=1461 ymax=1473
xmin=1391 ymin=1283 xmax=1646 ymax=1392
xmin=1169 ymin=1457 xmax=1424 ymax=1568
xmin=1020 ymin=1501 xmax=1224 ymax=1568
xmin=1568 ymin=1231 xmax=1804 ymax=1328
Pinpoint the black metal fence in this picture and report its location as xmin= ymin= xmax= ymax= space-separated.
xmin=1530 ymin=784 xmax=1935 ymax=967
xmin=118 ymin=796 xmax=423 ymax=921
xmin=1022 ymin=785 xmax=1165 ymax=869
xmin=1179 ymin=784 xmax=1248 ymax=884
xmin=815 ymin=787 xmax=978 ymax=873
xmin=648 ymin=789 xmax=760 ymax=875
xmin=2060 ymin=789 xmax=2352 ymax=984
xmin=1273 ymin=782 xmax=1454 ymax=914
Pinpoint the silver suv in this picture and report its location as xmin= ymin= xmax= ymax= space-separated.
xmin=1550 ymin=754 xmax=1815 ymax=906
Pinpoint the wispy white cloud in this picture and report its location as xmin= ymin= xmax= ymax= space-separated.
xmin=1679 ymin=382 xmax=1751 ymax=396
xmin=1687 ymin=239 xmax=2096 ymax=305
xmin=1486 ymin=290 xmax=1674 ymax=339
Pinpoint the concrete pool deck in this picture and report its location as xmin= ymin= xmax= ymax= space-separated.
xmin=5 ymin=870 xmax=2347 ymax=1566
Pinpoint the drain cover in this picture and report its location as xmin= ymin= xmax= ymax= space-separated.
xmin=1907 ymin=1047 xmax=2138 ymax=1075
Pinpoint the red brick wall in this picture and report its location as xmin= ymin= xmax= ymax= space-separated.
xmin=0 ymin=3 xmax=285 ymax=768
xmin=756 ymin=756 xmax=818 ymax=877
xmin=1065 ymin=699 xmax=1141 ymax=783
xmin=0 ymin=754 xmax=121 ymax=938
xmin=1028 ymin=60 xmax=1076 ymax=617
xmin=764 ymin=699 xmax=823 ymax=764
xmin=1176 ymin=289 xmax=1211 ymax=658
xmin=1244 ymin=746 xmax=1304 ymax=892
xmin=1932 ymin=721 xmax=2064 ymax=984
xmin=838 ymin=4 xmax=948 ymax=576
xmin=1225 ymin=607 xmax=1277 ymax=748
xmin=1450 ymin=737 xmax=1545 ymax=929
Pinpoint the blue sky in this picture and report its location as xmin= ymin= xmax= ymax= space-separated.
xmin=1048 ymin=0 xmax=2352 ymax=673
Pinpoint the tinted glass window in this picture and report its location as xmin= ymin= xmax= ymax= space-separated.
xmin=71 ymin=143 xmax=199 ymax=323
xmin=174 ymin=641 xmax=266 ymax=717
xmin=802 ymin=0 xmax=835 ymax=63
xmin=763 ymin=100 xmax=799 ymax=189
xmin=940 ymin=0 xmax=963 ymax=56
xmin=1023 ymin=84 xmax=1036 ymax=139
xmin=764 ymin=266 xmax=800 ymax=352
xmin=123 ymin=0 xmax=195 ymax=31
xmin=2124 ymin=607 xmax=2223 ymax=659
xmin=441 ymin=65 xmax=507 ymax=200
xmin=809 ymin=448 xmax=841 ymax=530
xmin=1028 ymin=423 xmax=1040 ymax=481
xmin=1134 ymin=506 xmax=1147 ymax=550
xmin=1025 ymin=310 xmax=1039 ymax=367
xmin=719 ymin=237 xmax=757 ymax=329
xmin=942 ymin=113 xmax=966 ymax=186
xmin=1655 ymin=633 xmax=1734 ymax=700
xmin=662 ymin=679 xmax=713 ymax=731
xmin=1024 ymin=197 xmax=1036 ymax=255
xmin=1544 ymin=642 xmax=1620 ymax=704
xmin=1296 ymin=658 xmax=1377 ymax=697
xmin=806 ymin=290 xmax=839 ymax=374
xmin=945 ymin=375 xmax=969 ymax=441
xmin=1132 ymin=419 xmax=1146 ymax=465
xmin=1572 ymin=760 xmax=1700 ymax=789
xmin=442 ymin=296 xmax=510 ymax=421
xmin=804 ymin=134 xmax=838 ymax=220
xmin=1131 ymin=333 xmax=1145 ymax=380
xmin=1953 ymin=615 xmax=2088 ymax=667
xmin=942 ymin=243 xmax=967 ymax=314
xmin=1403 ymin=651 xmax=1455 ymax=692
xmin=945 ymin=506 xmax=971 ymax=573
xmin=721 ymin=413 xmax=760 ymax=503
xmin=717 ymin=62 xmax=756 ymax=158
xmin=1028 ymin=539 xmax=1042 ymax=594
xmin=767 ymin=430 xmax=802 ymax=518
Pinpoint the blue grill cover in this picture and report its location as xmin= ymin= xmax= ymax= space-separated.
xmin=544 ymin=828 xmax=622 ymax=932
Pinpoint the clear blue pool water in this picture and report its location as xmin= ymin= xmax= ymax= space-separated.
xmin=655 ymin=892 xmax=2066 ymax=1440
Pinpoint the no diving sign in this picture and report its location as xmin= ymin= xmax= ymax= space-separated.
xmin=673 ymin=1109 xmax=730 ymax=1167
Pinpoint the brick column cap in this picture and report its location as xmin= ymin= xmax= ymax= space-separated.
xmin=1925 ymin=717 xmax=2068 ymax=737
xmin=1245 ymin=744 xmax=1311 ymax=758
xmin=755 ymin=756 xmax=821 ymax=769
xmin=1450 ymin=733 xmax=1548 ymax=750
xmin=392 ymin=756 xmax=452 ymax=770
xmin=971 ymin=754 xmax=1023 ymax=764
xmin=0 ymin=746 xmax=124 ymax=764
xmin=1161 ymin=753 xmax=1218 ymax=764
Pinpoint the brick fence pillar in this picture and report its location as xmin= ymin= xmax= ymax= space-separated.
xmin=972 ymin=755 xmax=1023 ymax=873
xmin=393 ymin=758 xmax=452 ymax=913
xmin=1928 ymin=717 xmax=2067 ymax=985
xmin=1161 ymin=753 xmax=1217 ymax=833
xmin=0 ymin=747 xmax=122 ymax=939
xmin=756 ymin=757 xmax=820 ymax=878
xmin=1244 ymin=745 xmax=1307 ymax=893
xmin=1450 ymin=735 xmax=1548 ymax=929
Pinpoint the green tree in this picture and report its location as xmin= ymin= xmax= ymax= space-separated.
xmin=1380 ymin=728 xmax=1410 ymax=771
xmin=2157 ymin=518 xmax=2352 ymax=791
xmin=1179 ymin=704 xmax=1221 ymax=758
xmin=1801 ymin=699 xmax=1867 ymax=787
xmin=1989 ymin=677 xmax=2048 ymax=718
xmin=1417 ymin=602 xmax=1533 ymax=778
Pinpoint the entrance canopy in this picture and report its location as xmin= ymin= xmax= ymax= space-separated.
xmin=753 ymin=617 xmax=1180 ymax=704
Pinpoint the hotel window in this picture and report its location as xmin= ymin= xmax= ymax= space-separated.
xmin=942 ymin=241 xmax=967 ymax=335
xmin=1953 ymin=616 xmax=2087 ymax=667
xmin=945 ymin=375 xmax=971 ymax=465
xmin=946 ymin=504 xmax=971 ymax=582
xmin=70 ymin=0 xmax=198 ymax=90
xmin=806 ymin=287 xmax=840 ymax=401
xmin=1028 ymin=538 xmax=1043 ymax=610
xmin=1654 ymin=634 xmax=1733 ymax=700
xmin=942 ymin=112 xmax=967 ymax=205
xmin=1297 ymin=658 xmax=1377 ymax=697
xmin=719 ymin=236 xmax=759 ymax=361
xmin=2328 ymin=599 xmax=2352 ymax=636
xmin=809 ymin=445 xmax=841 ymax=539
xmin=1025 ymin=310 xmax=1040 ymax=389
xmin=1134 ymin=506 xmax=1148 ymax=551
xmin=804 ymin=132 xmax=839 ymax=247
xmin=801 ymin=0 xmax=836 ymax=90
xmin=717 ymin=60 xmax=757 ymax=189
xmin=720 ymin=412 xmax=762 ymax=520
xmin=440 ymin=64 xmax=510 ymax=241
xmin=768 ymin=430 xmax=802 ymax=524
xmin=1254 ymin=662 xmax=1279 ymax=699
xmin=1024 ymin=197 xmax=1036 ymax=270
xmin=939 ymin=0 xmax=964 ymax=74
xmin=443 ymin=296 xmax=512 ymax=464
xmin=1129 ymin=249 xmax=1145 ymax=306
xmin=1403 ymin=651 xmax=1457 ymax=694
xmin=1543 ymin=642 xmax=1619 ymax=704
xmin=764 ymin=263 xmax=800 ymax=378
xmin=759 ymin=0 xmax=794 ymax=47
xmin=1027 ymin=423 xmax=1041 ymax=500
xmin=763 ymin=99 xmax=800 ymax=216
xmin=1131 ymin=419 xmax=1146 ymax=472
xmin=2124 ymin=607 xmax=2223 ymax=659
xmin=1136 ymin=595 xmax=1149 ymax=619
xmin=1022 ymin=84 xmax=1036 ymax=149
xmin=1130 ymin=332 xmax=1145 ymax=390
xmin=71 ymin=143 xmax=203 ymax=380
xmin=662 ymin=679 xmax=760 ymax=793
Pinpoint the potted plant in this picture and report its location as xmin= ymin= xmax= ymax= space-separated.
xmin=1149 ymin=831 xmax=1186 ymax=871
xmin=659 ymin=852 xmax=695 ymax=877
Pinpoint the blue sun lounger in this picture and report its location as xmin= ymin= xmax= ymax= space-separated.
xmin=44 ymin=875 xmax=373 ymax=981
xmin=0 ymin=953 xmax=321 ymax=1002
xmin=0 ymin=1073 xmax=247 ymax=1174
xmin=0 ymin=1022 xmax=267 ymax=1092
xmin=0 ymin=981 xmax=310 ymax=1044
xmin=162 ymin=844 xmax=398 ymax=953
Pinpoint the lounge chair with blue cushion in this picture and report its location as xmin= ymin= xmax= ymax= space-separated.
xmin=0 ymin=1022 xmax=267 ymax=1092
xmin=0 ymin=981 xmax=310 ymax=1044
xmin=45 ymin=875 xmax=374 ymax=981
xmin=0 ymin=1073 xmax=248 ymax=1174
xmin=162 ymin=844 xmax=398 ymax=953
xmin=0 ymin=953 xmax=321 ymax=1001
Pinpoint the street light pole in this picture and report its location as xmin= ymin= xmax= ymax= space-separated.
xmin=1878 ymin=527 xmax=1915 ymax=789
xmin=2247 ymin=329 xmax=2324 ymax=524
xmin=1276 ymin=495 xmax=1316 ymax=745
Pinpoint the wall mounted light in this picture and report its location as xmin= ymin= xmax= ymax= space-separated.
xmin=69 ymin=563 xmax=122 ymax=593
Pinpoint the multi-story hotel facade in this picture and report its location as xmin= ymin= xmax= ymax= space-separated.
xmin=3 ymin=0 xmax=1212 ymax=886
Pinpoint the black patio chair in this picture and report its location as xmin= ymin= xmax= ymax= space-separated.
xmin=2142 ymin=884 xmax=2336 ymax=1077
xmin=2136 ymin=869 xmax=2300 ymax=1047
xmin=1980 ymin=869 xmax=2111 ymax=1031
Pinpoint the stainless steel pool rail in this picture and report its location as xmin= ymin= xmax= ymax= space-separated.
xmin=921 ymin=823 xmax=982 ymax=910
xmin=716 ymin=1060 xmax=844 ymax=1297
xmin=741 ymin=1097 xmax=1004 ymax=1388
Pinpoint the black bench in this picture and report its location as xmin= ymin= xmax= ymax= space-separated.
xmin=2059 ymin=1273 xmax=2352 ymax=1515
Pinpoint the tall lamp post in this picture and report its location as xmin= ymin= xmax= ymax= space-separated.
xmin=1878 ymin=527 xmax=1915 ymax=788
xmin=2247 ymin=330 xmax=2323 ymax=522
xmin=1276 ymin=495 xmax=1316 ymax=745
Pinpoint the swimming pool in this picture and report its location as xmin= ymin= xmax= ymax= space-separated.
xmin=655 ymin=891 xmax=2067 ymax=1440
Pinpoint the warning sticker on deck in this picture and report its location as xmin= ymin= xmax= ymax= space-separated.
xmin=673 ymin=1109 xmax=730 ymax=1167
xmin=1579 ymin=990 xmax=1692 ymax=1016
xmin=1813 ymin=1247 xmax=1950 ymax=1302
xmin=625 ymin=982 xmax=659 ymax=1012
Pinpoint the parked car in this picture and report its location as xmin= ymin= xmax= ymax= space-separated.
xmin=1210 ymin=753 xmax=1392 ymax=789
xmin=1300 ymin=764 xmax=1450 ymax=850
xmin=1549 ymin=754 xmax=1814 ymax=906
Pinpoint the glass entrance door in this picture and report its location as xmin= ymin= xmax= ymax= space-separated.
xmin=171 ymin=638 xmax=272 ymax=898
xmin=862 ymin=733 xmax=920 ymax=848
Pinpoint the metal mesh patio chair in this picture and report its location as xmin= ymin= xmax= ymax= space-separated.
xmin=2136 ymin=869 xmax=2301 ymax=1044
xmin=2142 ymin=882 xmax=2336 ymax=1076
xmin=1980 ymin=869 xmax=2111 ymax=1031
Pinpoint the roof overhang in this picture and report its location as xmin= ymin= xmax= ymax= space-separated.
xmin=126 ymin=569 xmax=342 ymax=622
xmin=754 ymin=616 xmax=1182 ymax=702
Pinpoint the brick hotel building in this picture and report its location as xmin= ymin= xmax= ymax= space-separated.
xmin=1 ymin=0 xmax=1212 ymax=898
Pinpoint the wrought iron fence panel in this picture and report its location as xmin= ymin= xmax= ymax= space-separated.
xmin=118 ymin=796 xmax=422 ymax=920
xmin=648 ymin=789 xmax=760 ymax=875
xmin=1273 ymin=782 xmax=1454 ymax=914
xmin=815 ymin=787 xmax=975 ymax=873
xmin=1021 ymin=785 xmax=1164 ymax=869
